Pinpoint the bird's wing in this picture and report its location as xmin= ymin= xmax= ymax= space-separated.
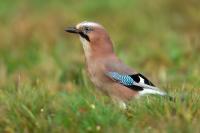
xmin=106 ymin=72 xmax=166 ymax=96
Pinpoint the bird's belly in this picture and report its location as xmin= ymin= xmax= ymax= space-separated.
xmin=89 ymin=74 xmax=107 ymax=89
xmin=87 ymin=63 xmax=138 ymax=101
xmin=89 ymin=73 xmax=137 ymax=100
xmin=88 ymin=71 xmax=111 ymax=94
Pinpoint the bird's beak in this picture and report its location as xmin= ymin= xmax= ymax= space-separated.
xmin=65 ymin=26 xmax=90 ymax=41
xmin=65 ymin=27 xmax=80 ymax=34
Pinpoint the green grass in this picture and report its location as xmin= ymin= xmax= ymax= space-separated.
xmin=1 ymin=83 xmax=200 ymax=132
xmin=0 ymin=0 xmax=200 ymax=132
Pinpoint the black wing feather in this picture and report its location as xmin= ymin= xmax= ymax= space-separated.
xmin=130 ymin=73 xmax=155 ymax=86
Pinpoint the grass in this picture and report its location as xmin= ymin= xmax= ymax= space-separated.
xmin=1 ymin=82 xmax=200 ymax=132
xmin=0 ymin=0 xmax=200 ymax=132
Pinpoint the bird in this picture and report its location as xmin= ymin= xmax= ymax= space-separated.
xmin=65 ymin=21 xmax=170 ymax=108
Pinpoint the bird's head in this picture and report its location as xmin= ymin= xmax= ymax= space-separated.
xmin=65 ymin=21 xmax=113 ymax=57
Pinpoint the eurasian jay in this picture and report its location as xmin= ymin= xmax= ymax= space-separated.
xmin=65 ymin=21 xmax=169 ymax=107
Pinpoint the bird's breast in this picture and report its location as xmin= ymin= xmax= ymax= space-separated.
xmin=86 ymin=60 xmax=108 ymax=88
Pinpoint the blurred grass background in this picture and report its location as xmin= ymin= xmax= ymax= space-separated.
xmin=0 ymin=0 xmax=200 ymax=132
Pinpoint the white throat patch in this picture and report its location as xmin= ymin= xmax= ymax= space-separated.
xmin=79 ymin=36 xmax=91 ymax=58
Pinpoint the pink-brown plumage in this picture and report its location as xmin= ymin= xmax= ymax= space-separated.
xmin=65 ymin=21 xmax=167 ymax=106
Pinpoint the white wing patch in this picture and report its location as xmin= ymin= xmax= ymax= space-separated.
xmin=138 ymin=88 xmax=166 ymax=96
xmin=139 ymin=76 xmax=145 ymax=84
xmin=107 ymin=72 xmax=167 ymax=97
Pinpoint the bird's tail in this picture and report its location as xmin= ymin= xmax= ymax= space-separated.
xmin=139 ymin=87 xmax=176 ymax=102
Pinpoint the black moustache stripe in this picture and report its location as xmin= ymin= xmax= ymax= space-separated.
xmin=79 ymin=32 xmax=90 ymax=42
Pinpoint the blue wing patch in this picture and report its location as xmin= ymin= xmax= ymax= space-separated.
xmin=106 ymin=72 xmax=144 ymax=91
xmin=106 ymin=72 xmax=169 ymax=97
xmin=107 ymin=72 xmax=134 ymax=86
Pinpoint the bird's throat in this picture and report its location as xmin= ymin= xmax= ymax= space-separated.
xmin=79 ymin=36 xmax=91 ymax=59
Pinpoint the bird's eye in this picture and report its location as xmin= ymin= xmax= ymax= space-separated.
xmin=84 ymin=26 xmax=91 ymax=33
